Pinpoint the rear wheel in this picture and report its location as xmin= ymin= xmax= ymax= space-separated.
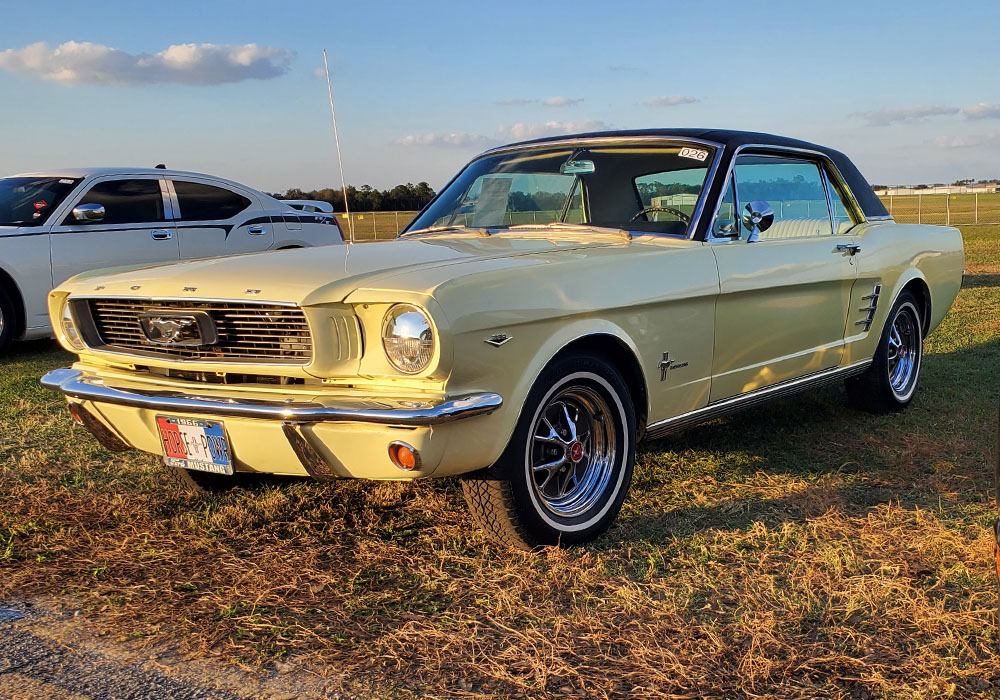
xmin=462 ymin=353 xmax=636 ymax=549
xmin=846 ymin=290 xmax=923 ymax=413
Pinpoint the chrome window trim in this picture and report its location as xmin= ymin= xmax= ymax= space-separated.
xmin=164 ymin=180 xmax=181 ymax=220
xmin=705 ymin=143 xmax=873 ymax=243
xmin=820 ymin=167 xmax=838 ymax=236
xmin=158 ymin=179 xmax=175 ymax=220
xmin=437 ymin=136 xmax=725 ymax=241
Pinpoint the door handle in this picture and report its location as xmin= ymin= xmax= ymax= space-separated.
xmin=836 ymin=243 xmax=861 ymax=255
xmin=151 ymin=229 xmax=173 ymax=240
xmin=247 ymin=226 xmax=267 ymax=236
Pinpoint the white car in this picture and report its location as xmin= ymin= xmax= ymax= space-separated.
xmin=0 ymin=168 xmax=344 ymax=352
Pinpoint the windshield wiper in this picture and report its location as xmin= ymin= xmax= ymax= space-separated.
xmin=399 ymin=225 xmax=490 ymax=238
xmin=505 ymin=222 xmax=632 ymax=240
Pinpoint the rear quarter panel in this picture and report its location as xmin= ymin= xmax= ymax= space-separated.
xmin=844 ymin=222 xmax=964 ymax=365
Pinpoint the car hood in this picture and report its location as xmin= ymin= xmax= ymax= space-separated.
xmin=58 ymin=233 xmax=622 ymax=305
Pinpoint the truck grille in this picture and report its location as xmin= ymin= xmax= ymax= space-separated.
xmin=81 ymin=299 xmax=313 ymax=364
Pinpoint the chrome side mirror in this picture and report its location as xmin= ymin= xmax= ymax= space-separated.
xmin=72 ymin=203 xmax=106 ymax=222
xmin=741 ymin=201 xmax=774 ymax=242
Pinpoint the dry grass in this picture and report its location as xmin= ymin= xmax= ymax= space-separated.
xmin=1 ymin=227 xmax=999 ymax=699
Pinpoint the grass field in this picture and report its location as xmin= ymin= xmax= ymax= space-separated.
xmin=1 ymin=227 xmax=999 ymax=699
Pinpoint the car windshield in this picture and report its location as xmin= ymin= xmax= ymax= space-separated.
xmin=0 ymin=176 xmax=82 ymax=227
xmin=406 ymin=143 xmax=717 ymax=236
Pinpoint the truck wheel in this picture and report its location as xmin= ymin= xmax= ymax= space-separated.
xmin=0 ymin=290 xmax=15 ymax=355
xmin=163 ymin=465 xmax=243 ymax=495
xmin=846 ymin=290 xmax=923 ymax=414
xmin=462 ymin=353 xmax=636 ymax=549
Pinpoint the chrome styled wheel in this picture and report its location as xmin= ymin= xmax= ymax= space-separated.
xmin=461 ymin=355 xmax=636 ymax=549
xmin=845 ymin=290 xmax=924 ymax=413
xmin=529 ymin=386 xmax=616 ymax=518
xmin=887 ymin=303 xmax=921 ymax=399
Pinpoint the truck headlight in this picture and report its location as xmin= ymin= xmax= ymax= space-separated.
xmin=381 ymin=304 xmax=434 ymax=374
xmin=60 ymin=303 xmax=85 ymax=351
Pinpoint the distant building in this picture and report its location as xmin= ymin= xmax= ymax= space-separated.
xmin=874 ymin=184 xmax=1000 ymax=196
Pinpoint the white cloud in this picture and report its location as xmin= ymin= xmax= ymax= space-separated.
xmin=496 ymin=120 xmax=614 ymax=141
xmin=933 ymin=131 xmax=1000 ymax=148
xmin=0 ymin=41 xmax=293 ymax=86
xmin=541 ymin=96 xmax=583 ymax=107
xmin=643 ymin=95 xmax=697 ymax=107
xmin=394 ymin=132 xmax=496 ymax=148
xmin=854 ymin=105 xmax=959 ymax=127
xmin=964 ymin=103 xmax=1000 ymax=120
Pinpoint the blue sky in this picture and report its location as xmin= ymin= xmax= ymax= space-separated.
xmin=0 ymin=0 xmax=998 ymax=193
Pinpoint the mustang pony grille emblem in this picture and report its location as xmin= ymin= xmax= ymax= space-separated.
xmin=137 ymin=311 xmax=218 ymax=347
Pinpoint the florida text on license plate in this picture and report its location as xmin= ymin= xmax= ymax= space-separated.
xmin=155 ymin=416 xmax=233 ymax=474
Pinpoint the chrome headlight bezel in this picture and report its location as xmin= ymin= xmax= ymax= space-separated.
xmin=60 ymin=301 xmax=85 ymax=351
xmin=380 ymin=303 xmax=435 ymax=374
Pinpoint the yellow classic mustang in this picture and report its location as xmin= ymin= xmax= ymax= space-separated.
xmin=42 ymin=129 xmax=964 ymax=549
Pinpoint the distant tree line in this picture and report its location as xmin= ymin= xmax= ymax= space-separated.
xmin=267 ymin=182 xmax=436 ymax=212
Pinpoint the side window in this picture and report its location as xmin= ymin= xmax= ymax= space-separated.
xmin=173 ymin=181 xmax=251 ymax=221
xmin=633 ymin=167 xmax=707 ymax=234
xmin=71 ymin=179 xmax=164 ymax=225
xmin=826 ymin=176 xmax=856 ymax=234
xmin=733 ymin=156 xmax=832 ymax=239
xmin=711 ymin=175 xmax=738 ymax=238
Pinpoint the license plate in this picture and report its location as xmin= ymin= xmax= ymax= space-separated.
xmin=155 ymin=415 xmax=233 ymax=475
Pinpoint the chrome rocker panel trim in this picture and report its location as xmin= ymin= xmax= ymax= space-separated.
xmin=643 ymin=359 xmax=873 ymax=440
xmin=41 ymin=368 xmax=503 ymax=427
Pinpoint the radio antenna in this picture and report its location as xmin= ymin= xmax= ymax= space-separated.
xmin=322 ymin=49 xmax=354 ymax=243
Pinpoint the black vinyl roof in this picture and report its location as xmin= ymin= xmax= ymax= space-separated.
xmin=500 ymin=128 xmax=889 ymax=221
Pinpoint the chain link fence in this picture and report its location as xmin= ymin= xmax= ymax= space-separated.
xmin=333 ymin=211 xmax=418 ymax=241
xmin=878 ymin=193 xmax=1000 ymax=225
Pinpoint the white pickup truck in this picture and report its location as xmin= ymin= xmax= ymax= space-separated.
xmin=0 ymin=167 xmax=344 ymax=352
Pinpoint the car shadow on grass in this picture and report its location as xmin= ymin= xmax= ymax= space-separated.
xmin=616 ymin=338 xmax=1000 ymax=546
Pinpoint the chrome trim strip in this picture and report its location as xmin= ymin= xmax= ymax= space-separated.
xmin=282 ymin=422 xmax=338 ymax=480
xmin=41 ymin=368 xmax=503 ymax=426
xmin=69 ymin=402 xmax=132 ymax=451
xmin=643 ymin=360 xmax=872 ymax=440
xmin=73 ymin=295 xmax=299 ymax=307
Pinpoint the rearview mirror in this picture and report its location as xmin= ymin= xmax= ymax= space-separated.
xmin=560 ymin=160 xmax=595 ymax=175
xmin=72 ymin=203 xmax=106 ymax=222
xmin=741 ymin=201 xmax=774 ymax=242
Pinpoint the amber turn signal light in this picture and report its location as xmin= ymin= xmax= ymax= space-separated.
xmin=388 ymin=441 xmax=419 ymax=471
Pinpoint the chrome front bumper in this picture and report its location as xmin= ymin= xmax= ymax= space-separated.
xmin=40 ymin=368 xmax=503 ymax=426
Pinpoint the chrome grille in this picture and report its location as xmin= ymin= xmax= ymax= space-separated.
xmin=82 ymin=299 xmax=313 ymax=363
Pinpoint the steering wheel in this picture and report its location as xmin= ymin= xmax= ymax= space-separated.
xmin=629 ymin=206 xmax=690 ymax=224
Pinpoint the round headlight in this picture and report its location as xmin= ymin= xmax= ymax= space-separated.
xmin=61 ymin=303 xmax=85 ymax=351
xmin=381 ymin=304 xmax=434 ymax=374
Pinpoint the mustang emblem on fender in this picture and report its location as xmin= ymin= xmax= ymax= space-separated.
xmin=137 ymin=312 xmax=217 ymax=347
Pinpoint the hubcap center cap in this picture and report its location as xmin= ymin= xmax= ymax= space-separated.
xmin=569 ymin=441 xmax=584 ymax=462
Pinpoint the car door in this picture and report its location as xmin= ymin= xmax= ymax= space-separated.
xmin=49 ymin=176 xmax=178 ymax=286
xmin=708 ymin=154 xmax=859 ymax=401
xmin=169 ymin=178 xmax=273 ymax=259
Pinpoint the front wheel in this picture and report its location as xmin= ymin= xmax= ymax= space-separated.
xmin=846 ymin=290 xmax=923 ymax=413
xmin=0 ymin=289 xmax=16 ymax=355
xmin=462 ymin=354 xmax=636 ymax=549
